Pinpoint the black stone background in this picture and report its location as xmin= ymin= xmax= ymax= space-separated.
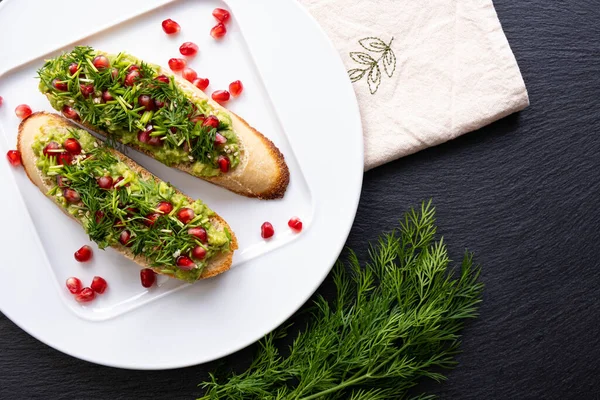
xmin=1 ymin=1 xmax=599 ymax=399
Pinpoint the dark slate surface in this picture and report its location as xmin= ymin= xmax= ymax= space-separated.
xmin=2 ymin=1 xmax=599 ymax=399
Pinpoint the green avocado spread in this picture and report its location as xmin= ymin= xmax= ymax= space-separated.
xmin=37 ymin=46 xmax=240 ymax=177
xmin=32 ymin=123 xmax=233 ymax=282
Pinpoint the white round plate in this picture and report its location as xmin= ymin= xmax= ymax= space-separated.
xmin=0 ymin=0 xmax=362 ymax=369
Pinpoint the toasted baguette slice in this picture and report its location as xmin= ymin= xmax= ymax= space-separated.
xmin=41 ymin=49 xmax=290 ymax=199
xmin=18 ymin=112 xmax=238 ymax=280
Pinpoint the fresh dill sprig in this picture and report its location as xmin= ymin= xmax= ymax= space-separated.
xmin=199 ymin=201 xmax=484 ymax=399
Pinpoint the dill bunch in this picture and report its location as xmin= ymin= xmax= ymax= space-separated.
xmin=199 ymin=201 xmax=483 ymax=399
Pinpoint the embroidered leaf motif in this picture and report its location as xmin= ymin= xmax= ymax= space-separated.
xmin=359 ymin=37 xmax=389 ymax=53
xmin=347 ymin=37 xmax=396 ymax=95
xmin=350 ymin=52 xmax=376 ymax=65
xmin=383 ymin=49 xmax=396 ymax=78
xmin=348 ymin=68 xmax=367 ymax=83
xmin=367 ymin=64 xmax=381 ymax=95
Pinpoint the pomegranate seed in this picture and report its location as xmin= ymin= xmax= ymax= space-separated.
xmin=190 ymin=114 xmax=205 ymax=125
xmin=157 ymin=201 xmax=173 ymax=214
xmin=125 ymin=207 xmax=139 ymax=218
xmin=91 ymin=276 xmax=108 ymax=294
xmin=140 ymin=268 xmax=156 ymax=288
xmin=137 ymin=130 xmax=150 ymax=144
xmin=261 ymin=222 xmax=274 ymax=239
xmin=66 ymin=277 xmax=83 ymax=294
xmin=92 ymin=55 xmax=110 ymax=70
xmin=177 ymin=207 xmax=195 ymax=224
xmin=192 ymin=77 xmax=209 ymax=91
xmin=144 ymin=212 xmax=161 ymax=227
xmin=180 ymin=42 xmax=199 ymax=57
xmin=68 ymin=63 xmax=79 ymax=75
xmin=161 ymin=18 xmax=180 ymax=34
xmin=155 ymin=74 xmax=170 ymax=84
xmin=63 ymin=188 xmax=80 ymax=203
xmin=15 ymin=104 xmax=32 ymax=120
xmin=217 ymin=155 xmax=230 ymax=173
xmin=119 ymin=230 xmax=132 ymax=247
xmin=94 ymin=210 xmax=105 ymax=223
xmin=43 ymin=141 xmax=61 ymax=158
xmin=75 ymin=287 xmax=96 ymax=303
xmin=53 ymin=79 xmax=68 ymax=91
xmin=63 ymin=138 xmax=82 ymax=154
xmin=192 ymin=245 xmax=207 ymax=260
xmin=182 ymin=67 xmax=197 ymax=82
xmin=56 ymin=175 xmax=68 ymax=188
xmin=0 ymin=96 xmax=3 ymax=106
xmin=128 ymin=64 xmax=140 ymax=72
xmin=202 ymin=115 xmax=219 ymax=129
xmin=124 ymin=70 xmax=141 ymax=86
xmin=188 ymin=227 xmax=208 ymax=243
xmin=147 ymin=135 xmax=163 ymax=147
xmin=111 ymin=68 xmax=119 ymax=80
xmin=114 ymin=219 xmax=125 ymax=229
xmin=138 ymin=94 xmax=155 ymax=111
xmin=102 ymin=90 xmax=114 ymax=102
xmin=229 ymin=80 xmax=243 ymax=97
xmin=211 ymin=90 xmax=230 ymax=103
xmin=154 ymin=99 xmax=166 ymax=109
xmin=62 ymin=105 xmax=79 ymax=120
xmin=74 ymin=245 xmax=93 ymax=262
xmin=58 ymin=152 xmax=74 ymax=166
xmin=113 ymin=176 xmax=128 ymax=188
xmin=168 ymin=58 xmax=186 ymax=72
xmin=6 ymin=150 xmax=21 ymax=166
xmin=97 ymin=175 xmax=113 ymax=189
xmin=210 ymin=23 xmax=227 ymax=39
xmin=176 ymin=255 xmax=195 ymax=270
xmin=212 ymin=8 xmax=231 ymax=23
xmin=288 ymin=217 xmax=303 ymax=232
xmin=80 ymin=84 xmax=94 ymax=98
xmin=215 ymin=133 xmax=227 ymax=146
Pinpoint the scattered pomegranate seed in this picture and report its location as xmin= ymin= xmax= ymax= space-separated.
xmin=128 ymin=64 xmax=140 ymax=72
xmin=217 ymin=155 xmax=230 ymax=172
xmin=94 ymin=210 xmax=105 ymax=223
xmin=229 ymin=80 xmax=243 ymax=97
xmin=147 ymin=135 xmax=163 ymax=147
xmin=154 ymin=99 xmax=166 ymax=109
xmin=182 ymin=67 xmax=197 ymax=82
xmin=288 ymin=217 xmax=303 ymax=232
xmin=15 ymin=104 xmax=32 ymax=120
xmin=97 ymin=175 xmax=113 ymax=189
xmin=58 ymin=152 xmax=74 ymax=166
xmin=64 ymin=138 xmax=82 ymax=154
xmin=113 ymin=176 xmax=126 ymax=188
xmin=162 ymin=18 xmax=180 ymax=34
xmin=211 ymin=90 xmax=230 ymax=103
xmin=168 ymin=58 xmax=186 ymax=72
xmin=102 ymin=90 xmax=114 ymax=103
xmin=63 ymin=188 xmax=80 ymax=203
xmin=80 ymin=84 xmax=94 ymax=98
xmin=56 ymin=175 xmax=68 ymax=188
xmin=212 ymin=8 xmax=231 ymax=23
xmin=62 ymin=105 xmax=79 ymax=120
xmin=124 ymin=69 xmax=141 ymax=86
xmin=202 ymin=115 xmax=219 ymax=129
xmin=192 ymin=245 xmax=207 ymax=260
xmin=66 ymin=277 xmax=83 ymax=294
xmin=6 ymin=150 xmax=21 ymax=167
xmin=137 ymin=129 xmax=150 ymax=144
xmin=180 ymin=42 xmax=199 ymax=57
xmin=176 ymin=255 xmax=195 ymax=270
xmin=74 ymin=245 xmax=93 ymax=262
xmin=210 ymin=23 xmax=227 ymax=39
xmin=43 ymin=141 xmax=61 ymax=158
xmin=190 ymin=114 xmax=206 ymax=125
xmin=125 ymin=207 xmax=139 ymax=219
xmin=138 ymin=94 xmax=155 ymax=111
xmin=177 ymin=207 xmax=195 ymax=224
xmin=156 ymin=201 xmax=173 ymax=214
xmin=53 ymin=79 xmax=68 ymax=91
xmin=111 ymin=68 xmax=119 ymax=80
xmin=140 ymin=268 xmax=156 ymax=288
xmin=91 ymin=276 xmax=108 ymax=294
xmin=144 ymin=212 xmax=161 ymax=227
xmin=0 ymin=96 xmax=3 ymax=106
xmin=92 ymin=55 xmax=110 ymax=70
xmin=192 ymin=77 xmax=209 ymax=91
xmin=68 ymin=63 xmax=79 ymax=75
xmin=188 ymin=227 xmax=208 ymax=243
xmin=75 ymin=287 xmax=96 ymax=303
xmin=215 ymin=133 xmax=227 ymax=145
xmin=261 ymin=222 xmax=274 ymax=239
xmin=119 ymin=230 xmax=132 ymax=247
xmin=155 ymin=74 xmax=170 ymax=84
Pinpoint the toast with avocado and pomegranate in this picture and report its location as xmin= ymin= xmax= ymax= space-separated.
xmin=37 ymin=46 xmax=289 ymax=200
xmin=18 ymin=112 xmax=238 ymax=282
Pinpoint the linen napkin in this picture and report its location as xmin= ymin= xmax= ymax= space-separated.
xmin=298 ymin=0 xmax=529 ymax=170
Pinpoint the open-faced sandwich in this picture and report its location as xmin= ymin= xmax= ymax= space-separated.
xmin=18 ymin=112 xmax=238 ymax=282
xmin=37 ymin=46 xmax=289 ymax=199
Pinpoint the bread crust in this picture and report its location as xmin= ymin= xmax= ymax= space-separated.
xmin=17 ymin=112 xmax=238 ymax=280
